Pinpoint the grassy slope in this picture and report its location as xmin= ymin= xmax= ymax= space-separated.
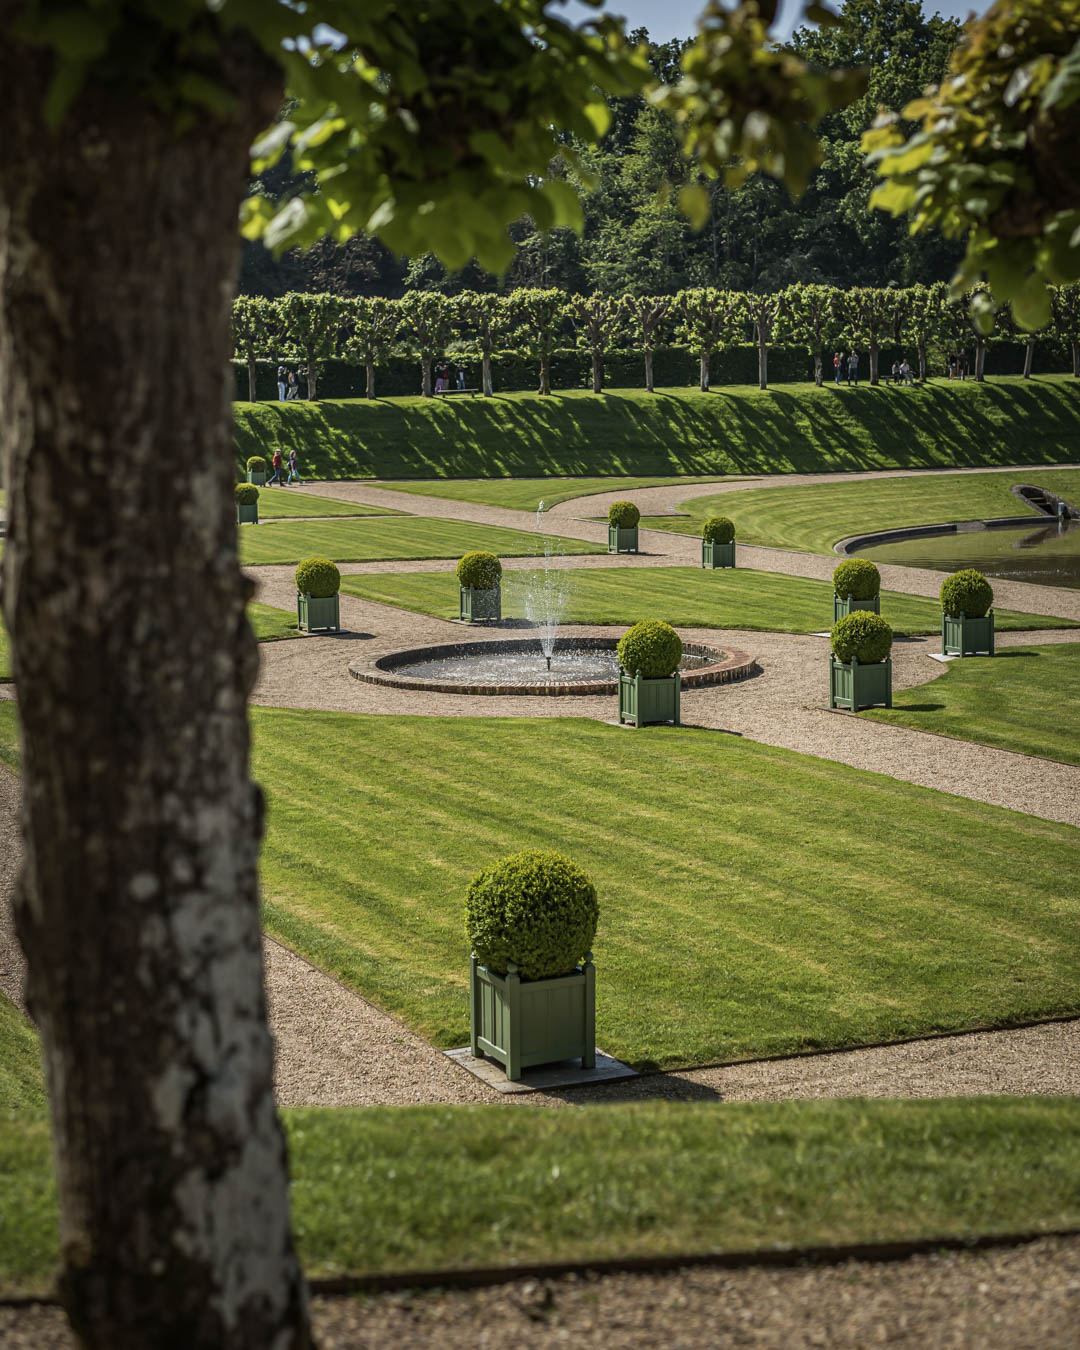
xmin=238 ymin=518 xmax=601 ymax=566
xmin=241 ymin=709 xmax=1080 ymax=1068
xmin=864 ymin=643 xmax=1080 ymax=765
xmin=5 ymin=1098 xmax=1080 ymax=1295
xmin=0 ymin=996 xmax=44 ymax=1119
xmin=233 ymin=379 xmax=1080 ymax=482
xmin=339 ymin=566 xmax=1074 ymax=635
xmin=0 ymin=618 xmax=8 ymax=681
xmin=642 ymin=469 xmax=1080 ymax=554
xmin=374 ymin=475 xmax=734 ymax=511
xmin=252 ymin=491 xmax=402 ymax=520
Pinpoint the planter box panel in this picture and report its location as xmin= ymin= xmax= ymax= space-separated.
xmin=833 ymin=593 xmax=880 ymax=622
xmin=246 ymin=470 xmax=266 ymax=486
xmin=298 ymin=591 xmax=341 ymax=633
xmin=702 ymin=539 xmax=736 ymax=569
xmin=608 ymin=524 xmax=639 ymax=554
xmin=829 ymin=656 xmax=892 ymax=710
xmin=618 ymin=671 xmax=681 ymax=727
xmin=459 ymin=585 xmax=501 ymax=623
xmin=470 ymin=957 xmax=595 ymax=1082
xmin=942 ymin=610 xmax=994 ymax=657
xmin=237 ymin=504 xmax=259 ymax=525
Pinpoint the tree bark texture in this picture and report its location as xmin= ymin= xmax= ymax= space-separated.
xmin=917 ymin=342 xmax=927 ymax=383
xmin=812 ymin=352 xmax=822 ymax=386
xmin=1072 ymin=341 xmax=1079 ymax=378
xmin=975 ymin=339 xmax=987 ymax=381
xmin=1023 ymin=339 xmax=1035 ymax=379
xmin=303 ymin=348 xmax=317 ymax=400
xmin=591 ymin=351 xmax=603 ymax=394
xmin=421 ymin=355 xmax=432 ymax=397
xmin=757 ymin=340 xmax=768 ymax=390
xmin=0 ymin=29 xmax=310 ymax=1350
xmin=366 ymin=360 xmax=375 ymax=399
xmin=482 ymin=352 xmax=493 ymax=396
xmin=699 ymin=352 xmax=710 ymax=392
xmin=247 ymin=355 xmax=257 ymax=403
xmin=869 ymin=340 xmax=880 ymax=386
xmin=538 ymin=354 xmax=551 ymax=395
xmin=644 ymin=349 xmax=655 ymax=393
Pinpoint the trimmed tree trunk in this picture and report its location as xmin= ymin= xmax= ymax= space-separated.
xmin=1023 ymin=339 xmax=1035 ymax=379
xmin=304 ymin=348 xmax=317 ymax=399
xmin=421 ymin=355 xmax=433 ymax=397
xmin=644 ymin=348 xmax=655 ymax=393
xmin=0 ymin=35 xmax=311 ymax=1350
xmin=917 ymin=341 xmax=927 ymax=383
xmin=869 ymin=340 xmax=880 ymax=386
xmin=591 ymin=351 xmax=603 ymax=394
xmin=482 ymin=351 xmax=493 ymax=397
xmin=699 ymin=351 xmax=710 ymax=392
xmin=757 ymin=340 xmax=768 ymax=390
xmin=1072 ymin=341 xmax=1079 ymax=378
xmin=366 ymin=360 xmax=376 ymax=398
xmin=247 ymin=352 xmax=257 ymax=402
xmin=812 ymin=351 xmax=822 ymax=386
xmin=538 ymin=353 xmax=551 ymax=395
xmin=975 ymin=339 xmax=987 ymax=381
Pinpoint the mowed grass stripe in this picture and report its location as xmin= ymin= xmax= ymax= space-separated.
xmin=239 ymin=518 xmax=601 ymax=566
xmin=374 ymin=475 xmax=734 ymax=512
xmin=252 ymin=711 xmax=1080 ymax=1068
xmin=341 ymin=566 xmax=1073 ymax=634
xmin=252 ymin=491 xmax=402 ymax=519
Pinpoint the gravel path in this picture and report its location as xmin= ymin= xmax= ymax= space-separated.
xmin=5 ymin=1234 xmax=1080 ymax=1349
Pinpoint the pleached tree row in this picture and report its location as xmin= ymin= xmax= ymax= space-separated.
xmin=233 ymin=282 xmax=1080 ymax=402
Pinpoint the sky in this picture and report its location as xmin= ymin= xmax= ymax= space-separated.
xmin=558 ymin=0 xmax=994 ymax=44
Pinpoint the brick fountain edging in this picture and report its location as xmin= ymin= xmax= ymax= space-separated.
xmin=348 ymin=636 xmax=758 ymax=697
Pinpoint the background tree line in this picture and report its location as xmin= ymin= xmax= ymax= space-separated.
xmin=239 ymin=0 xmax=966 ymax=302
xmin=234 ymin=282 xmax=1080 ymax=401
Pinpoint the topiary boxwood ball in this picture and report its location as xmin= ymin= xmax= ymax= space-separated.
xmin=702 ymin=516 xmax=735 ymax=545
xmin=831 ymin=611 xmax=893 ymax=665
xmin=940 ymin=568 xmax=993 ymax=618
xmin=295 ymin=557 xmax=341 ymax=598
xmin=246 ymin=455 xmax=267 ymax=472
xmin=465 ymin=849 xmax=598 ymax=981
xmin=617 ymin=619 xmax=683 ymax=678
xmin=833 ymin=557 xmax=880 ymax=600
xmin=456 ymin=551 xmax=502 ymax=590
xmin=235 ymin=483 xmax=259 ymax=505
xmin=608 ymin=500 xmax=641 ymax=528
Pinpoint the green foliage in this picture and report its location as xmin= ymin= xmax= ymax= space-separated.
xmin=608 ymin=501 xmax=641 ymax=528
xmin=235 ymin=483 xmax=259 ymax=505
xmin=465 ymin=849 xmax=598 ymax=980
xmin=294 ymin=557 xmax=341 ymax=598
xmin=941 ymin=569 xmax=994 ymax=618
xmin=455 ymin=551 xmax=502 ymax=589
xmin=701 ymin=515 xmax=735 ymax=544
xmin=341 ymin=298 xmax=398 ymax=369
xmin=617 ymin=619 xmax=683 ymax=678
xmin=276 ymin=292 xmax=344 ymax=398
xmin=865 ymin=0 xmax=1080 ymax=325
xmin=246 ymin=456 xmax=267 ymax=472
xmin=831 ymin=610 xmax=893 ymax=664
xmin=833 ymin=558 xmax=881 ymax=599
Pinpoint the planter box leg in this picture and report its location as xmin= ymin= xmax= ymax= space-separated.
xmin=583 ymin=957 xmax=596 ymax=1070
xmin=505 ymin=963 xmax=521 ymax=1081
xmin=469 ymin=954 xmax=481 ymax=1058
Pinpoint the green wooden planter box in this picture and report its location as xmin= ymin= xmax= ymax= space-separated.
xmin=246 ymin=469 xmax=266 ymax=486
xmin=942 ymin=610 xmax=994 ymax=657
xmin=236 ymin=503 xmax=259 ymax=525
xmin=297 ymin=591 xmax=340 ymax=633
xmin=829 ymin=656 xmax=892 ymax=710
xmin=833 ymin=592 xmax=880 ymax=622
xmin=470 ymin=954 xmax=595 ymax=1082
xmin=459 ymin=585 xmax=501 ymax=622
xmin=608 ymin=524 xmax=639 ymax=554
xmin=702 ymin=539 xmax=736 ymax=569
xmin=618 ymin=670 xmax=681 ymax=727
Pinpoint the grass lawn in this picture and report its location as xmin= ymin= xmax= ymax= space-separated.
xmin=0 ymin=617 xmax=8 ymax=681
xmin=227 ymin=709 xmax=1080 ymax=1069
xmin=863 ymin=643 xmax=1080 ymax=766
xmin=640 ymin=468 xmax=1080 ymax=554
xmin=233 ymin=379 xmax=1080 ymax=482
xmin=251 ymin=490 xmax=403 ymax=520
xmin=0 ymin=996 xmax=44 ymax=1121
xmin=248 ymin=602 xmax=299 ymax=642
xmin=238 ymin=517 xmax=601 ymax=566
xmin=4 ymin=1097 xmax=1080 ymax=1295
xmin=339 ymin=566 xmax=1074 ymax=636
xmin=373 ymin=475 xmax=735 ymax=512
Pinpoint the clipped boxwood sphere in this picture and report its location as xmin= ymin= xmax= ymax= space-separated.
xmin=456 ymin=551 xmax=502 ymax=590
xmin=295 ymin=557 xmax=341 ymax=598
xmin=617 ymin=619 xmax=683 ymax=678
xmin=235 ymin=483 xmax=259 ymax=505
xmin=465 ymin=849 xmax=598 ymax=980
xmin=702 ymin=515 xmax=735 ymax=545
xmin=833 ymin=558 xmax=881 ymax=600
xmin=608 ymin=500 xmax=641 ymax=528
xmin=831 ymin=611 xmax=893 ymax=665
xmin=940 ymin=568 xmax=993 ymax=618
xmin=246 ymin=455 xmax=267 ymax=472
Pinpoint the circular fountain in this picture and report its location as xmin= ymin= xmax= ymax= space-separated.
xmin=348 ymin=502 xmax=757 ymax=695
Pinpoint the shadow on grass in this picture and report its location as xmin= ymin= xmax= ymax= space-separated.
xmin=887 ymin=702 xmax=946 ymax=713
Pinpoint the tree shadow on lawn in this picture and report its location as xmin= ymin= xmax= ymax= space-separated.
xmin=542 ymin=1072 xmax=724 ymax=1105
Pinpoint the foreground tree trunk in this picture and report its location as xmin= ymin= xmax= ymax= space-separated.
xmin=482 ymin=351 xmax=493 ymax=396
xmin=644 ymin=348 xmax=655 ymax=393
xmin=366 ymin=359 xmax=376 ymax=398
xmin=1023 ymin=338 xmax=1035 ymax=378
xmin=0 ymin=34 xmax=311 ymax=1350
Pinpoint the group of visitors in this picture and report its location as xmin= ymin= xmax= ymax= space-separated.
xmin=434 ymin=364 xmax=467 ymax=393
xmin=833 ymin=350 xmax=919 ymax=386
xmin=947 ymin=352 xmax=970 ymax=380
xmin=266 ymin=448 xmax=303 ymax=486
xmin=276 ymin=364 xmax=304 ymax=400
xmin=889 ymin=359 xmax=915 ymax=386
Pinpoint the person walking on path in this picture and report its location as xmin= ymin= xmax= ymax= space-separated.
xmin=833 ymin=351 xmax=842 ymax=385
xmin=277 ymin=364 xmax=287 ymax=401
xmin=286 ymin=450 xmax=302 ymax=485
xmin=267 ymin=449 xmax=284 ymax=486
xmin=847 ymin=350 xmax=859 ymax=386
xmin=286 ymin=369 xmax=299 ymax=400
